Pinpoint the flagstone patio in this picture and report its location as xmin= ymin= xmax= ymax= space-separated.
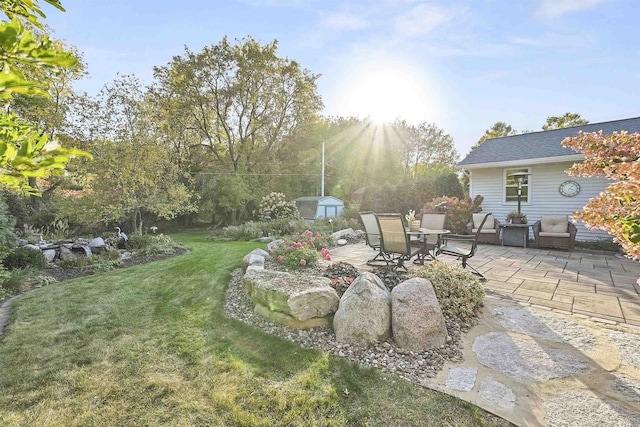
xmin=330 ymin=242 xmax=640 ymax=328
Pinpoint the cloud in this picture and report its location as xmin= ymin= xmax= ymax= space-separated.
xmin=394 ymin=4 xmax=459 ymax=37
xmin=320 ymin=11 xmax=370 ymax=30
xmin=536 ymin=0 xmax=610 ymax=18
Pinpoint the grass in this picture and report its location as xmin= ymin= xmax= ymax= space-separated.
xmin=0 ymin=231 xmax=510 ymax=426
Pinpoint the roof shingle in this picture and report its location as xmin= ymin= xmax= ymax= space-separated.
xmin=459 ymin=117 xmax=640 ymax=166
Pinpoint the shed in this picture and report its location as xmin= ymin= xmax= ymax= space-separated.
xmin=458 ymin=116 xmax=640 ymax=241
xmin=293 ymin=196 xmax=344 ymax=222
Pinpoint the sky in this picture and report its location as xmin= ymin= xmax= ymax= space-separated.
xmin=43 ymin=0 xmax=640 ymax=156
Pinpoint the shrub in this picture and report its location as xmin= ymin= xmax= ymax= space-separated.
xmin=269 ymin=230 xmax=333 ymax=269
xmin=422 ymin=196 xmax=482 ymax=234
xmin=27 ymin=275 xmax=58 ymax=288
xmin=212 ymin=217 xmax=310 ymax=241
xmin=258 ymin=192 xmax=300 ymax=220
xmin=3 ymin=246 xmax=46 ymax=271
xmin=0 ymin=194 xmax=16 ymax=247
xmin=411 ymin=262 xmax=484 ymax=320
xmin=126 ymin=234 xmax=178 ymax=255
xmin=2 ymin=268 xmax=32 ymax=292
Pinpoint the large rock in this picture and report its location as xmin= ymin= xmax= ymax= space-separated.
xmin=89 ymin=237 xmax=106 ymax=253
xmin=391 ymin=278 xmax=448 ymax=351
xmin=331 ymin=228 xmax=356 ymax=241
xmin=243 ymin=248 xmax=269 ymax=272
xmin=42 ymin=249 xmax=56 ymax=263
xmin=243 ymin=269 xmax=339 ymax=327
xmin=59 ymin=245 xmax=76 ymax=261
xmin=333 ymin=272 xmax=391 ymax=345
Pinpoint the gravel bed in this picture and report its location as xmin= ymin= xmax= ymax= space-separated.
xmin=224 ymin=265 xmax=479 ymax=385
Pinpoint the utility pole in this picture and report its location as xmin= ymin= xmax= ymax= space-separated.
xmin=321 ymin=140 xmax=325 ymax=197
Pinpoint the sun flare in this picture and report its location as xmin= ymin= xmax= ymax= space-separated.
xmin=337 ymin=63 xmax=434 ymax=124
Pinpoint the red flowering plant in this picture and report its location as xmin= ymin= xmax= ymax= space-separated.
xmin=270 ymin=230 xmax=333 ymax=269
xmin=563 ymin=131 xmax=640 ymax=260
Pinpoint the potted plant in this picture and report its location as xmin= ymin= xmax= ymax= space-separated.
xmin=405 ymin=210 xmax=420 ymax=231
xmin=506 ymin=211 xmax=527 ymax=224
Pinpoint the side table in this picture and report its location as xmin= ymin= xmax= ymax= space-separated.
xmin=500 ymin=224 xmax=530 ymax=248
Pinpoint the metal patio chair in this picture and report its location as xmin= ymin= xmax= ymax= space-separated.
xmin=437 ymin=212 xmax=491 ymax=280
xmin=375 ymin=213 xmax=423 ymax=271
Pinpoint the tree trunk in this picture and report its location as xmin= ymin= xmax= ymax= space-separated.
xmin=28 ymin=177 xmax=43 ymax=212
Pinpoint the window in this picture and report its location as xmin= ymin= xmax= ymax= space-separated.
xmin=504 ymin=168 xmax=530 ymax=203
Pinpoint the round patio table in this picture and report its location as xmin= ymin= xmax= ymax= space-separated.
xmin=406 ymin=228 xmax=450 ymax=265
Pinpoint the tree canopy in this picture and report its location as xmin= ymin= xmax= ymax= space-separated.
xmin=0 ymin=0 xmax=90 ymax=194
xmin=470 ymin=121 xmax=516 ymax=152
xmin=543 ymin=113 xmax=588 ymax=130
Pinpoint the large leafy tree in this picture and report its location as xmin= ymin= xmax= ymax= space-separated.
xmin=150 ymin=36 xmax=322 ymax=224
xmin=543 ymin=112 xmax=588 ymax=130
xmin=471 ymin=121 xmax=516 ymax=151
xmin=151 ymin=36 xmax=322 ymax=173
xmin=0 ymin=0 xmax=90 ymax=194
xmin=563 ymin=131 xmax=640 ymax=260
xmin=61 ymin=75 xmax=197 ymax=232
xmin=393 ymin=120 xmax=458 ymax=174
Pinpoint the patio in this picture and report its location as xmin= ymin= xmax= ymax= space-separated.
xmin=330 ymin=242 xmax=640 ymax=327
xmin=330 ymin=242 xmax=640 ymax=425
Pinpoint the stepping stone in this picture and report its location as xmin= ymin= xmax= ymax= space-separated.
xmin=479 ymin=377 xmax=516 ymax=409
xmin=472 ymin=332 xmax=590 ymax=382
xmin=445 ymin=367 xmax=477 ymax=392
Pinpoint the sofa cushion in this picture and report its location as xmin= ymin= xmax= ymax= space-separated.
xmin=541 ymin=215 xmax=568 ymax=233
xmin=473 ymin=213 xmax=494 ymax=230
xmin=539 ymin=232 xmax=570 ymax=238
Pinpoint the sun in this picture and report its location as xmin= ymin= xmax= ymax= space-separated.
xmin=337 ymin=63 xmax=434 ymax=124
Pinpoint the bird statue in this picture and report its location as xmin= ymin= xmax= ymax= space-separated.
xmin=115 ymin=227 xmax=128 ymax=242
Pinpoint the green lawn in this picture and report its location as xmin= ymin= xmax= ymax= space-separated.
xmin=0 ymin=232 xmax=509 ymax=426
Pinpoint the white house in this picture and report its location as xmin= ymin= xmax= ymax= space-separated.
xmin=458 ymin=117 xmax=640 ymax=241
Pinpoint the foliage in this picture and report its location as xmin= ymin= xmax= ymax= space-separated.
xmin=392 ymin=120 xmax=459 ymax=174
xmin=422 ymin=196 xmax=481 ymax=234
xmin=542 ymin=112 xmax=588 ymax=130
xmin=1 ymin=266 xmax=29 ymax=291
xmin=60 ymin=75 xmax=197 ymax=232
xmin=506 ymin=211 xmax=527 ymax=224
xmin=0 ymin=193 xmax=16 ymax=246
xmin=212 ymin=217 xmax=310 ymax=241
xmin=471 ymin=121 xmax=517 ymax=152
xmin=258 ymin=192 xmax=299 ymax=220
xmin=27 ymin=274 xmax=57 ymax=287
xmin=271 ymin=244 xmax=319 ymax=269
xmin=562 ymin=130 xmax=640 ymax=260
xmin=0 ymin=2 xmax=91 ymax=193
xmin=269 ymin=230 xmax=333 ymax=269
xmin=125 ymin=233 xmax=178 ymax=255
xmin=412 ymin=262 xmax=484 ymax=320
xmin=2 ymin=245 xmax=45 ymax=270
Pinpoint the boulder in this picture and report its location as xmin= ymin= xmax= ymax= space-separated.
xmin=331 ymin=228 xmax=356 ymax=241
xmin=42 ymin=249 xmax=56 ymax=263
xmin=89 ymin=237 xmax=106 ymax=253
xmin=243 ymin=248 xmax=269 ymax=271
xmin=23 ymin=244 xmax=41 ymax=251
xmin=74 ymin=245 xmax=92 ymax=258
xmin=267 ymin=239 xmax=284 ymax=253
xmin=391 ymin=278 xmax=448 ymax=351
xmin=243 ymin=269 xmax=339 ymax=326
xmin=59 ymin=245 xmax=76 ymax=261
xmin=333 ymin=272 xmax=391 ymax=345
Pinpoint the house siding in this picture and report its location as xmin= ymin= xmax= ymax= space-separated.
xmin=470 ymin=162 xmax=611 ymax=241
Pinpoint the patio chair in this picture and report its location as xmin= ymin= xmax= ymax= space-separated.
xmin=467 ymin=213 xmax=501 ymax=245
xmin=410 ymin=213 xmax=446 ymax=259
xmin=375 ymin=213 xmax=423 ymax=271
xmin=532 ymin=215 xmax=577 ymax=250
xmin=437 ymin=212 xmax=491 ymax=280
xmin=359 ymin=211 xmax=390 ymax=266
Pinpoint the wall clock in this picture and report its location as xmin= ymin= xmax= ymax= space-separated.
xmin=559 ymin=180 xmax=580 ymax=197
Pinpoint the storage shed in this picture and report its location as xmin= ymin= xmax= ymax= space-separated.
xmin=293 ymin=196 xmax=344 ymax=222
